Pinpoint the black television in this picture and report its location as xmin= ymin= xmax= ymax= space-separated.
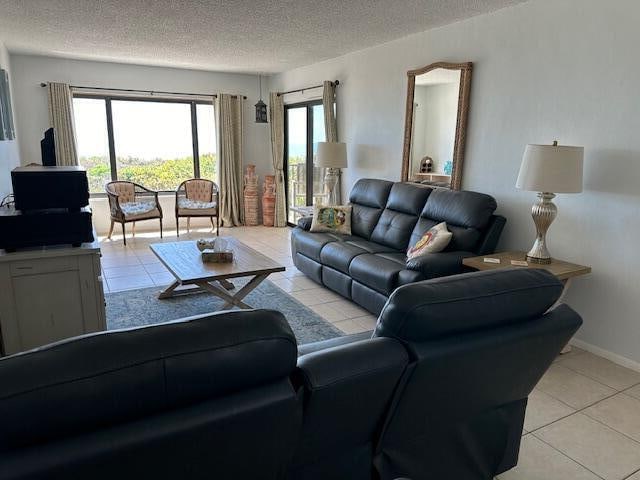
xmin=41 ymin=127 xmax=56 ymax=166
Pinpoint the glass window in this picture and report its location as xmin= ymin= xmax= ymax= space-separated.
xmin=196 ymin=103 xmax=217 ymax=182
xmin=285 ymin=102 xmax=326 ymax=224
xmin=73 ymin=98 xmax=111 ymax=193
xmin=111 ymin=100 xmax=194 ymax=191
xmin=72 ymin=96 xmax=217 ymax=194
xmin=287 ymin=107 xmax=307 ymax=224
xmin=311 ymin=104 xmax=326 ymax=206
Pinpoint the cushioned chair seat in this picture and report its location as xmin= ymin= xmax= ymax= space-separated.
xmin=177 ymin=198 xmax=217 ymax=216
xmin=178 ymin=198 xmax=217 ymax=210
xmin=120 ymin=201 xmax=161 ymax=221
xmin=349 ymin=253 xmax=424 ymax=295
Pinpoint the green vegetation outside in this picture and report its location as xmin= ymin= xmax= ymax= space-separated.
xmin=80 ymin=153 xmax=218 ymax=193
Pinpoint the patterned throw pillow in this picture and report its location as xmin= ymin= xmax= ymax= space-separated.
xmin=310 ymin=205 xmax=352 ymax=235
xmin=406 ymin=222 xmax=452 ymax=260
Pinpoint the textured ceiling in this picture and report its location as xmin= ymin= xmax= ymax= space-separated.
xmin=0 ymin=0 xmax=527 ymax=74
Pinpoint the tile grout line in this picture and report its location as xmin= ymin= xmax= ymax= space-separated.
xmin=557 ymin=357 xmax=640 ymax=392
xmin=527 ymin=386 xmax=626 ymax=436
xmin=529 ymin=433 xmax=607 ymax=480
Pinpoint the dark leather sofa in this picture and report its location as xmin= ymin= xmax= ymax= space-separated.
xmin=291 ymin=178 xmax=506 ymax=314
xmin=0 ymin=269 xmax=581 ymax=480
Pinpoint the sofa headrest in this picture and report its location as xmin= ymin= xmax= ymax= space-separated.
xmin=386 ymin=182 xmax=433 ymax=215
xmin=374 ymin=269 xmax=564 ymax=342
xmin=0 ymin=310 xmax=297 ymax=451
xmin=421 ymin=189 xmax=497 ymax=229
xmin=349 ymin=178 xmax=394 ymax=209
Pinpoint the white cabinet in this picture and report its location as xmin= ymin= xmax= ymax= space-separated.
xmin=0 ymin=241 xmax=106 ymax=355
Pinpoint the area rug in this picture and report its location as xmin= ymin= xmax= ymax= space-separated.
xmin=105 ymin=279 xmax=343 ymax=345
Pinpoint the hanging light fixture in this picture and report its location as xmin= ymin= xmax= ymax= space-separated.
xmin=255 ymin=75 xmax=268 ymax=124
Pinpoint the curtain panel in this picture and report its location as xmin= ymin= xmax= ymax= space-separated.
xmin=217 ymin=94 xmax=244 ymax=227
xmin=322 ymin=80 xmax=341 ymax=203
xmin=47 ymin=82 xmax=79 ymax=166
xmin=269 ymin=92 xmax=286 ymax=227
xmin=322 ymin=81 xmax=338 ymax=142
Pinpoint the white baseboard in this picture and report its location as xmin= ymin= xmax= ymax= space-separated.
xmin=570 ymin=338 xmax=640 ymax=373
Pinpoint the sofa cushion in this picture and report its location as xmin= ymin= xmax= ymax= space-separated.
xmin=370 ymin=183 xmax=432 ymax=251
xmin=310 ymin=205 xmax=352 ymax=235
xmin=422 ymin=189 xmax=497 ymax=229
xmin=320 ymin=237 xmax=397 ymax=274
xmin=321 ymin=242 xmax=368 ymax=274
xmin=407 ymin=222 xmax=452 ymax=259
xmin=375 ymin=269 xmax=564 ymax=342
xmin=349 ymin=179 xmax=394 ymax=239
xmin=293 ymin=229 xmax=341 ymax=262
xmin=343 ymin=238 xmax=398 ymax=254
xmin=409 ymin=189 xmax=497 ymax=252
xmin=349 ymin=253 xmax=423 ymax=295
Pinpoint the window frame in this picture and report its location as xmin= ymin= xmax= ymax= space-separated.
xmin=73 ymin=93 xmax=216 ymax=196
xmin=284 ymin=99 xmax=323 ymax=227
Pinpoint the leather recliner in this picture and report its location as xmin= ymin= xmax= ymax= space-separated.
xmin=0 ymin=269 xmax=581 ymax=480
xmin=291 ymin=178 xmax=506 ymax=314
xmin=0 ymin=310 xmax=302 ymax=480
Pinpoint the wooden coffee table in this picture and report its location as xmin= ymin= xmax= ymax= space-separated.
xmin=150 ymin=238 xmax=285 ymax=311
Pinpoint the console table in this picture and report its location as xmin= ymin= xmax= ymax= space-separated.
xmin=0 ymin=240 xmax=106 ymax=355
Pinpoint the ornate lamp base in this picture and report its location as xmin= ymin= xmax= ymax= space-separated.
xmin=526 ymin=192 xmax=557 ymax=265
xmin=324 ymin=168 xmax=342 ymax=205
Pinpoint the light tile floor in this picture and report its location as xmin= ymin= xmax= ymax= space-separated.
xmin=98 ymin=226 xmax=640 ymax=480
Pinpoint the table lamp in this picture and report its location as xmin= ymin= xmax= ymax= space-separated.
xmin=516 ymin=141 xmax=583 ymax=264
xmin=316 ymin=142 xmax=347 ymax=205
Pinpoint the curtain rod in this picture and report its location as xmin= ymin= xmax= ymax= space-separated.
xmin=277 ymin=80 xmax=339 ymax=97
xmin=39 ymin=83 xmax=247 ymax=99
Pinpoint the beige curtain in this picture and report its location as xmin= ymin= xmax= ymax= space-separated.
xmin=322 ymin=80 xmax=341 ymax=203
xmin=269 ymin=92 xmax=286 ymax=227
xmin=217 ymin=94 xmax=244 ymax=226
xmin=47 ymin=82 xmax=78 ymax=166
xmin=322 ymin=80 xmax=338 ymax=142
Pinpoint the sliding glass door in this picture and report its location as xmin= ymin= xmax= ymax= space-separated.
xmin=285 ymin=101 xmax=326 ymax=224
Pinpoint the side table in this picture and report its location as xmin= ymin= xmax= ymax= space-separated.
xmin=463 ymin=251 xmax=591 ymax=353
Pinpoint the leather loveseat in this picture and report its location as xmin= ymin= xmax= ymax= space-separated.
xmin=0 ymin=269 xmax=581 ymax=480
xmin=291 ymin=178 xmax=506 ymax=314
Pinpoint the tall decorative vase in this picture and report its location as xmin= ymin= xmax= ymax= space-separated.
xmin=243 ymin=165 xmax=259 ymax=226
xmin=262 ymin=175 xmax=276 ymax=227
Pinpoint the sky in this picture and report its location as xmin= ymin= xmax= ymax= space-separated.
xmin=73 ymin=98 xmax=215 ymax=160
xmin=287 ymin=103 xmax=325 ymax=157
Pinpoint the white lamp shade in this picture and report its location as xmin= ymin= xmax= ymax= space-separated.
xmin=316 ymin=142 xmax=347 ymax=168
xmin=516 ymin=143 xmax=584 ymax=193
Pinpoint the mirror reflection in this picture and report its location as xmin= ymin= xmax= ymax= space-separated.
xmin=410 ymin=68 xmax=460 ymax=186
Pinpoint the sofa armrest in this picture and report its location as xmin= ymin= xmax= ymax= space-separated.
xmin=297 ymin=331 xmax=373 ymax=357
xmin=295 ymin=337 xmax=408 ymax=389
xmin=476 ymin=214 xmax=507 ymax=255
xmin=406 ymin=251 xmax=475 ymax=279
xmin=297 ymin=216 xmax=313 ymax=231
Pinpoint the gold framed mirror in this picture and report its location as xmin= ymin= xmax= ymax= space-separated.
xmin=401 ymin=62 xmax=473 ymax=189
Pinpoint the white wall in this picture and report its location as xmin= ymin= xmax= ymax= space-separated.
xmin=8 ymin=54 xmax=272 ymax=232
xmin=0 ymin=40 xmax=21 ymax=198
xmin=270 ymin=0 xmax=640 ymax=365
